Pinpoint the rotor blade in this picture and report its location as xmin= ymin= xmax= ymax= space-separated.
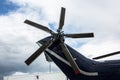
xmin=93 ymin=51 xmax=120 ymax=60
xmin=64 ymin=33 xmax=94 ymax=38
xmin=25 ymin=39 xmax=54 ymax=65
xmin=24 ymin=19 xmax=54 ymax=34
xmin=60 ymin=42 xmax=80 ymax=74
xmin=58 ymin=7 xmax=66 ymax=30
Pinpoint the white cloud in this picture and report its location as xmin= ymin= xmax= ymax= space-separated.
xmin=12 ymin=72 xmax=29 ymax=75
xmin=1 ymin=0 xmax=120 ymax=79
xmin=78 ymin=38 xmax=120 ymax=61
xmin=0 ymin=2 xmax=59 ymax=78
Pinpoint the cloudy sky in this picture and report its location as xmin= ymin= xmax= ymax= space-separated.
xmin=1 ymin=0 xmax=120 ymax=80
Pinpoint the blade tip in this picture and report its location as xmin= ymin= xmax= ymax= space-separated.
xmin=24 ymin=19 xmax=29 ymax=23
xmin=25 ymin=60 xmax=30 ymax=66
xmin=92 ymin=33 xmax=94 ymax=37
xmin=61 ymin=7 xmax=65 ymax=9
xmin=92 ymin=58 xmax=96 ymax=60
xmin=24 ymin=20 xmax=27 ymax=23
xmin=92 ymin=57 xmax=99 ymax=60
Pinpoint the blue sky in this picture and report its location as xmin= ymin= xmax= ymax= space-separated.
xmin=0 ymin=0 xmax=19 ymax=15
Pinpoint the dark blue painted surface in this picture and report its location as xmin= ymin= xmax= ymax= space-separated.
xmin=38 ymin=37 xmax=120 ymax=80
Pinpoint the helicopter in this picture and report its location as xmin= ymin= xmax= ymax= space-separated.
xmin=24 ymin=7 xmax=120 ymax=80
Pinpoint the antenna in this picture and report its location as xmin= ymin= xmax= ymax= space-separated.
xmin=49 ymin=62 xmax=52 ymax=73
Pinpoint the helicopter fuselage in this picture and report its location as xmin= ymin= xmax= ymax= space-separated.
xmin=38 ymin=37 xmax=120 ymax=80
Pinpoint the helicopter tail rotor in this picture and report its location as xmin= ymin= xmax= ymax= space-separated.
xmin=24 ymin=7 xmax=94 ymax=75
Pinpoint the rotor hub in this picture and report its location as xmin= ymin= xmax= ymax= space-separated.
xmin=51 ymin=30 xmax=65 ymax=42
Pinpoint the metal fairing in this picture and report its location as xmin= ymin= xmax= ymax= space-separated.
xmin=38 ymin=37 xmax=120 ymax=80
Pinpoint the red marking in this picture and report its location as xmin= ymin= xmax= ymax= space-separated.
xmin=74 ymin=70 xmax=80 ymax=75
xmin=25 ymin=61 xmax=29 ymax=65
